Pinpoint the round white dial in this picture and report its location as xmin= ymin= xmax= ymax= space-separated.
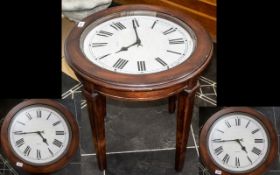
xmin=8 ymin=105 xmax=71 ymax=165
xmin=82 ymin=11 xmax=196 ymax=74
xmin=207 ymin=113 xmax=269 ymax=173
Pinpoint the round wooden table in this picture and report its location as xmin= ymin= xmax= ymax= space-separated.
xmin=65 ymin=5 xmax=213 ymax=171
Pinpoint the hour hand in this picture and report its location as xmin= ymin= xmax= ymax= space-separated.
xmin=132 ymin=19 xmax=142 ymax=46
xmin=212 ymin=139 xmax=243 ymax=143
xmin=13 ymin=131 xmax=44 ymax=135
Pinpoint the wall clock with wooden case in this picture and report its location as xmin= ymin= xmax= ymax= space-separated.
xmin=199 ymin=107 xmax=278 ymax=175
xmin=65 ymin=4 xmax=213 ymax=171
xmin=0 ymin=99 xmax=79 ymax=174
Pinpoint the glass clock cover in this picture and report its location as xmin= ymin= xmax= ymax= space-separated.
xmin=81 ymin=11 xmax=196 ymax=74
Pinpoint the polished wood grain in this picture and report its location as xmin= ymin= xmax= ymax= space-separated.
xmin=0 ymin=99 xmax=80 ymax=174
xmin=113 ymin=0 xmax=216 ymax=41
xmin=65 ymin=4 xmax=213 ymax=171
xmin=175 ymin=80 xmax=199 ymax=171
xmin=83 ymin=89 xmax=107 ymax=170
xmin=199 ymin=107 xmax=278 ymax=175
xmin=168 ymin=95 xmax=177 ymax=113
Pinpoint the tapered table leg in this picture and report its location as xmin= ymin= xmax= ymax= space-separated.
xmin=168 ymin=95 xmax=177 ymax=113
xmin=83 ymin=90 xmax=107 ymax=170
xmin=175 ymin=82 xmax=199 ymax=171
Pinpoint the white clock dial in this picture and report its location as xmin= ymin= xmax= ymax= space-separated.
xmin=207 ymin=113 xmax=269 ymax=173
xmin=81 ymin=11 xmax=196 ymax=74
xmin=8 ymin=105 xmax=71 ymax=165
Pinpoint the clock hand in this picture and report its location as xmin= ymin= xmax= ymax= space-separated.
xmin=13 ymin=131 xmax=44 ymax=135
xmin=36 ymin=131 xmax=49 ymax=146
xmin=115 ymin=41 xmax=139 ymax=53
xmin=132 ymin=19 xmax=142 ymax=47
xmin=212 ymin=139 xmax=243 ymax=143
xmin=236 ymin=139 xmax=248 ymax=153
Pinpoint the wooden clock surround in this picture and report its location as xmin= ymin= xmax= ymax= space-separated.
xmin=65 ymin=5 xmax=213 ymax=171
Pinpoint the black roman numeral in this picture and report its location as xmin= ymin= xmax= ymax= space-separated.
xmin=163 ymin=27 xmax=177 ymax=35
xmin=212 ymin=138 xmax=222 ymax=142
xmin=24 ymin=146 xmax=31 ymax=156
xmin=252 ymin=147 xmax=261 ymax=156
xmin=37 ymin=149 xmax=41 ymax=160
xmin=214 ymin=146 xmax=223 ymax=155
xmin=97 ymin=53 xmax=110 ymax=60
xmin=169 ymin=38 xmax=185 ymax=45
xmin=235 ymin=117 xmax=241 ymax=126
xmin=37 ymin=110 xmax=41 ymax=118
xmin=26 ymin=113 xmax=32 ymax=120
xmin=110 ymin=22 xmax=126 ymax=30
xmin=16 ymin=138 xmax=24 ymax=147
xmin=151 ymin=20 xmax=158 ymax=29
xmin=235 ymin=157 xmax=240 ymax=167
xmin=155 ymin=57 xmax=168 ymax=67
xmin=137 ymin=61 xmax=146 ymax=72
xmin=91 ymin=43 xmax=108 ymax=47
xmin=47 ymin=112 xmax=52 ymax=120
xmin=17 ymin=121 xmax=26 ymax=125
xmin=53 ymin=139 xmax=63 ymax=148
xmin=222 ymin=154 xmax=230 ymax=164
xmin=254 ymin=139 xmax=264 ymax=143
xmin=246 ymin=120 xmax=251 ymax=128
xmin=133 ymin=19 xmax=139 ymax=27
xmin=225 ymin=120 xmax=231 ymax=128
xmin=216 ymin=129 xmax=224 ymax=133
xmin=48 ymin=148 xmax=54 ymax=156
xmin=56 ymin=131 xmax=65 ymax=135
xmin=52 ymin=121 xmax=61 ymax=126
xmin=251 ymin=128 xmax=260 ymax=134
xmin=113 ymin=58 xmax=128 ymax=69
xmin=166 ymin=50 xmax=181 ymax=55
xmin=97 ymin=30 xmax=113 ymax=37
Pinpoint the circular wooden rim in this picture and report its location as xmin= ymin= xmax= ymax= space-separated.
xmin=199 ymin=107 xmax=278 ymax=175
xmin=0 ymin=99 xmax=79 ymax=173
xmin=65 ymin=4 xmax=213 ymax=91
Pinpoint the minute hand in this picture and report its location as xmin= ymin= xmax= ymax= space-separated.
xmin=212 ymin=139 xmax=243 ymax=142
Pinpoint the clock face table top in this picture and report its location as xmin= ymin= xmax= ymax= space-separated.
xmin=65 ymin=4 xmax=213 ymax=100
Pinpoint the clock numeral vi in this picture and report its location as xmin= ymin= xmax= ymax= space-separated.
xmin=235 ymin=157 xmax=240 ymax=168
